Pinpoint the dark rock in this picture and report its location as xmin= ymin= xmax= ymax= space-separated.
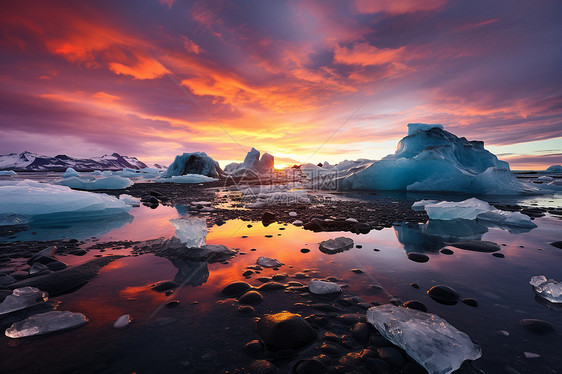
xmin=238 ymin=305 xmax=255 ymax=314
xmin=339 ymin=313 xmax=365 ymax=325
xmin=26 ymin=246 xmax=56 ymax=265
xmin=401 ymin=362 xmax=428 ymax=374
xmin=410 ymin=283 xmax=420 ymax=289
xmin=363 ymin=358 xmax=391 ymax=374
xmin=369 ymin=335 xmax=393 ymax=348
xmin=427 ymin=285 xmax=460 ymax=305
xmin=354 ymin=222 xmax=371 ymax=234
xmin=403 ymin=300 xmax=428 ymax=312
xmin=492 ymin=253 xmax=505 ymax=258
xmin=440 ymin=248 xmax=454 ymax=255
xmin=448 ymin=241 xmax=500 ymax=253
xmin=221 ymin=281 xmax=252 ymax=297
xmin=272 ymin=274 xmax=287 ymax=281
xmin=549 ymin=241 xmax=562 ymax=249
xmin=351 ymin=322 xmax=371 ymax=344
xmin=262 ymin=211 xmax=276 ymax=223
xmin=257 ymin=312 xmax=317 ymax=351
xmin=323 ymin=332 xmax=341 ymax=343
xmin=377 ymin=347 xmax=405 ymax=368
xmin=9 ymin=256 xmax=122 ymax=297
xmin=351 ymin=268 xmax=363 ymax=274
xmin=407 ymin=253 xmax=429 ymax=263
xmin=243 ymin=270 xmax=254 ymax=277
xmin=258 ymin=282 xmax=286 ymax=291
xmin=461 ymin=298 xmax=478 ymax=307
xmin=293 ymin=359 xmax=326 ymax=374
xmin=319 ymin=342 xmax=341 ymax=356
xmin=247 ymin=359 xmax=278 ymax=374
xmin=152 ymin=280 xmax=178 ymax=292
xmin=257 ymin=277 xmax=271 ymax=283
xmin=244 ymin=340 xmax=265 ymax=357
xmin=300 ymin=248 xmax=310 ymax=253
xmin=166 ymin=300 xmax=180 ymax=308
xmin=238 ymin=290 xmax=263 ymax=304
xmin=520 ymin=319 xmax=556 ymax=334
xmin=69 ymin=249 xmax=88 ymax=256
xmin=305 ymin=314 xmax=329 ymax=328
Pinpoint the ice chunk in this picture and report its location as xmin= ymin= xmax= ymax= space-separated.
xmin=546 ymin=165 xmax=562 ymax=173
xmin=407 ymin=123 xmax=444 ymax=135
xmin=57 ymin=176 xmax=133 ymax=190
xmin=367 ymin=305 xmax=481 ymax=374
xmin=170 ymin=217 xmax=207 ymax=248
xmin=0 ymin=180 xmax=131 ymax=226
xmin=411 ymin=200 xmax=439 ymax=211
xmin=0 ymin=170 xmax=16 ymax=176
xmin=156 ymin=174 xmax=218 ymax=183
xmin=420 ymin=198 xmax=537 ymax=228
xmin=289 ymin=211 xmax=298 ymax=217
xmin=339 ymin=124 xmax=536 ymax=194
xmin=530 ymin=275 xmax=562 ymax=303
xmin=0 ymin=287 xmax=48 ymax=316
xmin=5 ymin=311 xmax=88 ymax=338
xmin=119 ymin=194 xmax=141 ymax=207
xmin=423 ymin=198 xmax=492 ymax=220
xmin=113 ymin=314 xmax=132 ymax=328
xmin=225 ymin=148 xmax=275 ymax=175
xmin=257 ymin=257 xmax=283 ymax=268
xmin=309 ymin=280 xmax=341 ymax=294
xmin=319 ymin=237 xmax=354 ymax=254
xmin=62 ymin=168 xmax=80 ymax=178
xmin=164 ymin=152 xmax=223 ymax=178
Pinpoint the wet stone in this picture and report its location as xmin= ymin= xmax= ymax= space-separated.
xmin=320 ymin=342 xmax=341 ymax=356
xmin=166 ymin=300 xmax=180 ymax=308
xmin=520 ymin=319 xmax=556 ymax=334
xmin=363 ymin=358 xmax=391 ymax=374
xmin=461 ymin=298 xmax=478 ymax=307
xmin=403 ymin=300 xmax=428 ymax=313
xmin=492 ymin=253 xmax=505 ymax=258
xmin=244 ymin=340 xmax=265 ymax=357
xmin=427 ymin=285 xmax=460 ymax=305
xmin=351 ymin=268 xmax=363 ymax=274
xmin=237 ymin=290 xmax=263 ymax=305
xmin=247 ymin=359 xmax=278 ymax=374
xmin=257 ymin=312 xmax=317 ymax=351
xmin=351 ymin=322 xmax=371 ymax=344
xmin=440 ymin=248 xmax=454 ymax=255
xmin=377 ymin=347 xmax=406 ymax=368
xmin=243 ymin=270 xmax=254 ymax=277
xmin=238 ymin=305 xmax=255 ymax=315
xmin=300 ymin=248 xmax=310 ymax=253
xmin=222 ymin=281 xmax=252 ymax=297
xmin=258 ymin=282 xmax=286 ymax=291
xmin=151 ymin=280 xmax=178 ymax=292
xmin=293 ymin=358 xmax=326 ymax=374
xmin=410 ymin=283 xmax=420 ymax=289
xmin=407 ymin=253 xmax=429 ymax=263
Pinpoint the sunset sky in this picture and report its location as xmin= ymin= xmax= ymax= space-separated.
xmin=1 ymin=0 xmax=561 ymax=170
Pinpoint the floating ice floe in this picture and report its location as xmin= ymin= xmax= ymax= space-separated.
xmin=367 ymin=305 xmax=481 ymax=374
xmin=170 ymin=217 xmax=207 ymax=248
xmin=257 ymin=257 xmax=283 ymax=268
xmin=119 ymin=194 xmax=141 ymax=207
xmin=0 ymin=287 xmax=48 ymax=316
xmin=416 ymin=198 xmax=537 ymax=228
xmin=57 ymin=176 xmax=133 ymax=190
xmin=0 ymin=180 xmax=131 ymax=226
xmin=62 ymin=167 xmax=80 ymax=178
xmin=0 ymin=170 xmax=17 ymax=176
xmin=5 ymin=311 xmax=88 ymax=338
xmin=530 ymin=275 xmax=562 ymax=303
xmin=329 ymin=123 xmax=537 ymax=194
xmin=242 ymin=183 xmax=310 ymax=208
xmin=308 ymin=280 xmax=341 ymax=294
xmin=155 ymin=174 xmax=218 ymax=183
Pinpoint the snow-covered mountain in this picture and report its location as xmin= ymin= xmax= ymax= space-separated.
xmin=0 ymin=151 xmax=148 ymax=171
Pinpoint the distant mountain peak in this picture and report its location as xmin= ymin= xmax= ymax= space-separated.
xmin=0 ymin=152 xmax=148 ymax=171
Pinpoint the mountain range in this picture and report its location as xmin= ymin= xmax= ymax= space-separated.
xmin=0 ymin=151 xmax=148 ymax=171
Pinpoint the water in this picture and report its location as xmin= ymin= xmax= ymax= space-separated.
xmin=0 ymin=177 xmax=561 ymax=373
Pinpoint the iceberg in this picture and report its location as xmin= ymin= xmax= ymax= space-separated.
xmin=155 ymin=174 xmax=218 ymax=183
xmin=164 ymin=152 xmax=223 ymax=179
xmin=170 ymin=217 xmax=207 ymax=248
xmin=225 ymin=148 xmax=275 ymax=175
xmin=56 ymin=176 xmax=133 ymax=190
xmin=545 ymin=165 xmax=562 ymax=173
xmin=0 ymin=180 xmax=131 ymax=226
xmin=339 ymin=123 xmax=536 ymax=194
xmin=119 ymin=194 xmax=141 ymax=207
xmin=62 ymin=167 xmax=80 ymax=178
xmin=0 ymin=170 xmax=17 ymax=176
xmin=367 ymin=305 xmax=481 ymax=374
xmin=0 ymin=287 xmax=48 ymax=316
xmin=530 ymin=275 xmax=562 ymax=303
xmin=418 ymin=198 xmax=537 ymax=228
xmin=5 ymin=311 xmax=88 ymax=338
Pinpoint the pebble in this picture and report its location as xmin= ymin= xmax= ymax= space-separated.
xmin=440 ymin=248 xmax=454 ymax=255
xmin=237 ymin=290 xmax=263 ymax=305
xmin=407 ymin=252 xmax=429 ymax=263
xmin=350 ymin=268 xmax=363 ymax=274
xmin=257 ymin=312 xmax=317 ymax=351
xmin=461 ymin=298 xmax=478 ymax=307
xmin=300 ymin=248 xmax=310 ymax=253
xmin=403 ymin=300 xmax=428 ymax=312
xmin=427 ymin=285 xmax=460 ymax=305
xmin=247 ymin=359 xmax=278 ymax=374
xmin=520 ymin=319 xmax=556 ymax=334
xmin=151 ymin=280 xmax=178 ymax=292
xmin=221 ymin=281 xmax=252 ymax=297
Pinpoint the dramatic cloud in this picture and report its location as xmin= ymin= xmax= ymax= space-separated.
xmin=0 ymin=0 xmax=560 ymax=169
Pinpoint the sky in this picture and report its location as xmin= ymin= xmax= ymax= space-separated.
xmin=1 ymin=0 xmax=561 ymax=170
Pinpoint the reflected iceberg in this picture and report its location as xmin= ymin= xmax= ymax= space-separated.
xmin=169 ymin=258 xmax=209 ymax=287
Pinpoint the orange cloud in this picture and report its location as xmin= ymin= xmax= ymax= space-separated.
xmin=108 ymin=55 xmax=167 ymax=80
xmin=334 ymin=43 xmax=406 ymax=67
xmin=354 ymin=0 xmax=447 ymax=15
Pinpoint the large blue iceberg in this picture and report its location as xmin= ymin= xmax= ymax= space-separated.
xmin=339 ymin=123 xmax=536 ymax=194
xmin=164 ymin=152 xmax=223 ymax=179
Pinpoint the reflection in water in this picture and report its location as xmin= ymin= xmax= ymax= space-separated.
xmin=6 ymin=213 xmax=134 ymax=241
xmin=394 ymin=219 xmax=536 ymax=253
xmin=168 ymin=257 xmax=209 ymax=286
